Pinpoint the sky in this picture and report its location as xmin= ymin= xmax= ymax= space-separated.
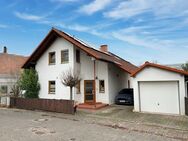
xmin=0 ymin=0 xmax=188 ymax=65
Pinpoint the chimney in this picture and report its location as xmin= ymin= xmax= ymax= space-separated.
xmin=99 ymin=45 xmax=108 ymax=52
xmin=3 ymin=46 xmax=7 ymax=53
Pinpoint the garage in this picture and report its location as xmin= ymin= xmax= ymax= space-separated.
xmin=139 ymin=81 xmax=180 ymax=114
xmin=131 ymin=62 xmax=188 ymax=115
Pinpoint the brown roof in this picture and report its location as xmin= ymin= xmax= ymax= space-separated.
xmin=23 ymin=28 xmax=138 ymax=74
xmin=0 ymin=53 xmax=28 ymax=75
xmin=131 ymin=61 xmax=188 ymax=77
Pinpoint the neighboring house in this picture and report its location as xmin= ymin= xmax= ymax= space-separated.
xmin=23 ymin=28 xmax=188 ymax=115
xmin=0 ymin=47 xmax=28 ymax=95
xmin=131 ymin=62 xmax=188 ymax=115
xmin=23 ymin=28 xmax=138 ymax=104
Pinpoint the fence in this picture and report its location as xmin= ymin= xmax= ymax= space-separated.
xmin=10 ymin=98 xmax=74 ymax=114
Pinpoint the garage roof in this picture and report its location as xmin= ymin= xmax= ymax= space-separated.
xmin=23 ymin=28 xmax=138 ymax=74
xmin=131 ymin=61 xmax=188 ymax=77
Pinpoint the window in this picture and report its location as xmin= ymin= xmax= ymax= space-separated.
xmin=76 ymin=81 xmax=81 ymax=94
xmin=99 ymin=80 xmax=105 ymax=93
xmin=76 ymin=49 xmax=80 ymax=63
xmin=49 ymin=52 xmax=56 ymax=65
xmin=61 ymin=50 xmax=69 ymax=63
xmin=49 ymin=81 xmax=55 ymax=94
xmin=0 ymin=85 xmax=8 ymax=94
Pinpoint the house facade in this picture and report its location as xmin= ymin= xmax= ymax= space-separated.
xmin=23 ymin=28 xmax=188 ymax=115
xmin=23 ymin=28 xmax=137 ymax=104
xmin=0 ymin=47 xmax=28 ymax=95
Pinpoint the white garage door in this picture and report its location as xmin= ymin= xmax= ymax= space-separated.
xmin=139 ymin=81 xmax=180 ymax=114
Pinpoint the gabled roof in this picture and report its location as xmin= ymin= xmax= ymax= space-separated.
xmin=23 ymin=28 xmax=138 ymax=74
xmin=0 ymin=53 xmax=28 ymax=75
xmin=131 ymin=61 xmax=188 ymax=77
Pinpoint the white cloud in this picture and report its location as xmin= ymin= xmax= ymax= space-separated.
xmin=104 ymin=0 xmax=149 ymax=19
xmin=112 ymin=28 xmax=188 ymax=52
xmin=14 ymin=12 xmax=44 ymax=21
xmin=79 ymin=0 xmax=112 ymax=15
xmin=56 ymin=23 xmax=107 ymax=38
xmin=50 ymin=0 xmax=79 ymax=2
xmin=0 ymin=24 xmax=8 ymax=28
xmin=104 ymin=0 xmax=188 ymax=19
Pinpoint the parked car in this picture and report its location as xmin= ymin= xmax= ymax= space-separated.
xmin=115 ymin=88 xmax=134 ymax=105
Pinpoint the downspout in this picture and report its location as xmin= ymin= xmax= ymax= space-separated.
xmin=91 ymin=57 xmax=96 ymax=105
xmin=94 ymin=60 xmax=96 ymax=105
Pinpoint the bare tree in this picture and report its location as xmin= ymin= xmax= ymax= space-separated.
xmin=60 ymin=69 xmax=81 ymax=100
xmin=10 ymin=70 xmax=21 ymax=97
xmin=182 ymin=62 xmax=188 ymax=71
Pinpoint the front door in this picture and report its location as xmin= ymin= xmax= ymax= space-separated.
xmin=84 ymin=80 xmax=95 ymax=104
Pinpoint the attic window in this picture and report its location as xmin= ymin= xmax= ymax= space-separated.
xmin=49 ymin=52 xmax=56 ymax=65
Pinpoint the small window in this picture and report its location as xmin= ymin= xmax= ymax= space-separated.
xmin=49 ymin=52 xmax=56 ymax=65
xmin=76 ymin=49 xmax=80 ymax=63
xmin=76 ymin=81 xmax=81 ymax=94
xmin=61 ymin=50 xmax=69 ymax=63
xmin=49 ymin=81 xmax=55 ymax=94
xmin=0 ymin=85 xmax=8 ymax=94
xmin=99 ymin=80 xmax=105 ymax=93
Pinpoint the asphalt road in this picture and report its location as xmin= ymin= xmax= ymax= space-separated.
xmin=0 ymin=109 xmax=180 ymax=141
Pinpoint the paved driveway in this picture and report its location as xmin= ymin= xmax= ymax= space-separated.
xmin=0 ymin=108 xmax=186 ymax=141
xmin=86 ymin=105 xmax=188 ymax=130
xmin=77 ymin=105 xmax=188 ymax=140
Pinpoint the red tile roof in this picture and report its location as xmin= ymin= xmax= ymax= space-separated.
xmin=0 ymin=53 xmax=28 ymax=75
xmin=23 ymin=28 xmax=138 ymax=74
xmin=131 ymin=61 xmax=188 ymax=77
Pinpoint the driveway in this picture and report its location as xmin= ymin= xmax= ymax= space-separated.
xmin=84 ymin=105 xmax=188 ymax=130
xmin=0 ymin=107 xmax=187 ymax=141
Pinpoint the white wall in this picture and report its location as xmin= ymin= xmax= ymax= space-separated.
xmin=0 ymin=75 xmax=17 ymax=94
xmin=74 ymin=50 xmax=109 ymax=104
xmin=36 ymin=37 xmax=111 ymax=104
xmin=132 ymin=67 xmax=186 ymax=115
xmin=36 ymin=38 xmax=74 ymax=100
xmin=35 ymin=37 xmax=132 ymax=104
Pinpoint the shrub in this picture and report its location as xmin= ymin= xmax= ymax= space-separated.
xmin=19 ymin=68 xmax=40 ymax=98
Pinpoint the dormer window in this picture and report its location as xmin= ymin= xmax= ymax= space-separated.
xmin=49 ymin=52 xmax=56 ymax=65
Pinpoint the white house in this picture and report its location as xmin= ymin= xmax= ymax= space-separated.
xmin=0 ymin=47 xmax=28 ymax=95
xmin=23 ymin=28 xmax=188 ymax=115
xmin=0 ymin=47 xmax=28 ymax=106
xmin=23 ymin=28 xmax=137 ymax=105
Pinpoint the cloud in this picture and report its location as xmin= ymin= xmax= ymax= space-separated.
xmin=79 ymin=0 xmax=112 ymax=15
xmin=104 ymin=0 xmax=188 ymax=19
xmin=56 ymin=23 xmax=107 ymax=38
xmin=104 ymin=0 xmax=150 ymax=19
xmin=111 ymin=27 xmax=188 ymax=52
xmin=0 ymin=24 xmax=8 ymax=28
xmin=50 ymin=0 xmax=79 ymax=2
xmin=14 ymin=12 xmax=44 ymax=21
